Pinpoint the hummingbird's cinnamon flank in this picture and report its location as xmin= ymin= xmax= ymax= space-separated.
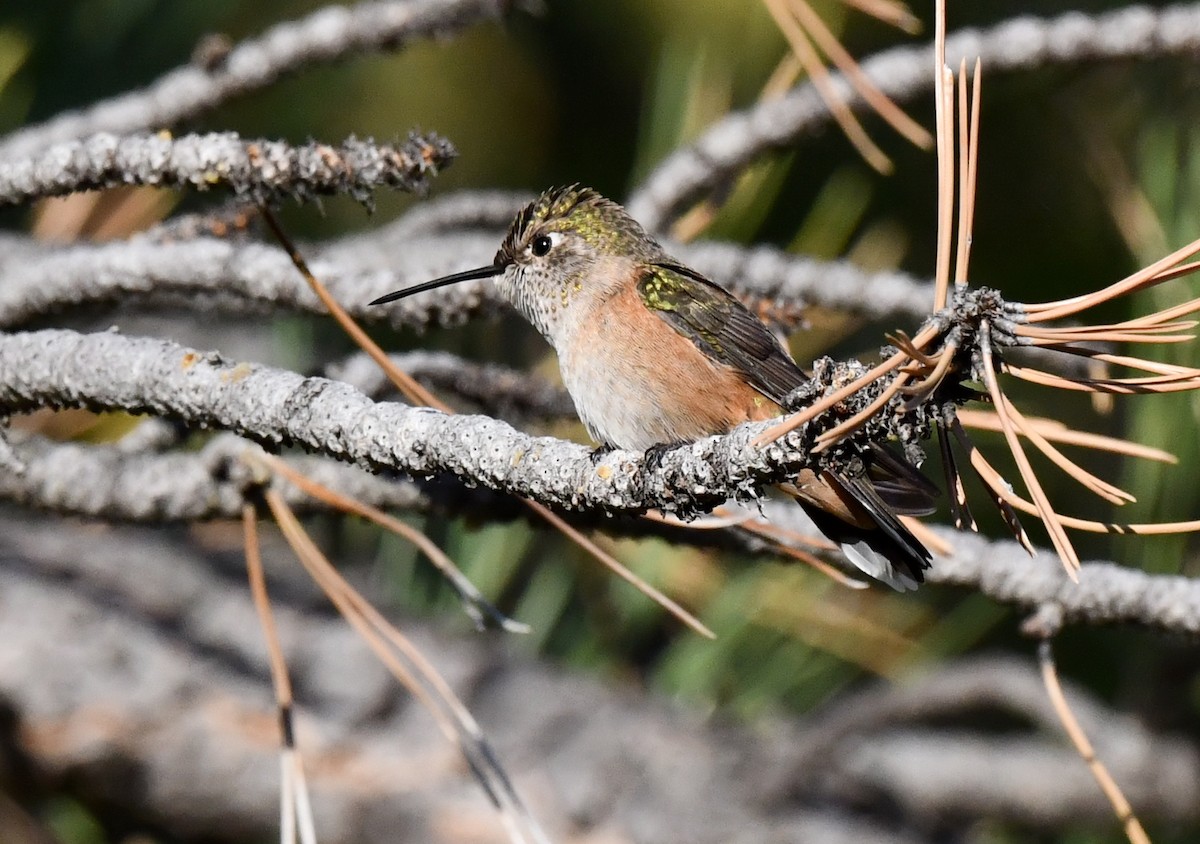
xmin=371 ymin=185 xmax=937 ymax=590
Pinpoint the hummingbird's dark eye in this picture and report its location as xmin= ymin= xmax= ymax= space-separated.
xmin=531 ymin=234 xmax=553 ymax=257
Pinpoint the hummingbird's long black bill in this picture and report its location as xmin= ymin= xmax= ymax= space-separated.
xmin=368 ymin=264 xmax=506 ymax=306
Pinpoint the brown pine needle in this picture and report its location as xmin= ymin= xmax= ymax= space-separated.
xmin=1149 ymin=258 xmax=1200 ymax=285
xmin=840 ymin=0 xmax=921 ymax=34
xmin=1001 ymin=398 xmax=1135 ymax=506
xmin=1024 ymin=231 xmax=1200 ymax=322
xmin=787 ymin=0 xmax=932 ymax=148
xmin=643 ymin=504 xmax=871 ymax=589
xmin=1039 ymin=346 xmax=1200 ymax=378
xmin=955 ymin=58 xmax=984 ymax=286
xmin=932 ymin=63 xmax=955 ymax=310
xmin=763 ymin=0 xmax=893 ymax=173
xmin=671 ymin=200 xmax=721 ymax=244
xmin=958 ymin=432 xmax=1200 ymax=535
xmin=900 ymin=514 xmax=954 ymax=556
xmin=243 ymin=504 xmax=297 ymax=723
xmin=1038 ymin=642 xmax=1152 ymax=844
xmin=524 ymin=499 xmax=715 ymax=639
xmin=761 ymin=537 xmax=870 ymax=588
xmin=266 ymin=492 xmax=462 ymax=739
xmin=761 ymin=51 xmax=805 ymax=100
xmin=263 ymin=490 xmax=549 ymax=844
xmin=1017 ymin=320 xmax=1198 ymax=338
xmin=642 ymin=508 xmax=756 ymax=530
xmin=755 ymin=328 xmax=937 ymax=445
xmin=980 ymin=324 xmax=1080 ymax=576
xmin=242 ymin=503 xmax=318 ymax=844
xmin=1004 ymin=363 xmax=1200 ymax=394
xmin=1009 ymin=361 xmax=1200 ymax=387
xmin=1122 ymin=296 xmax=1200 ymax=327
xmin=721 ymin=513 xmax=864 ymax=587
xmin=253 ymin=452 xmax=527 ymax=633
xmin=886 ymin=330 xmax=941 ymax=366
xmin=900 ymin=342 xmax=957 ymax=402
xmin=1020 ymin=331 xmax=1195 ymax=347
xmin=953 ymin=59 xmax=970 ymax=288
xmin=727 ymin=510 xmax=839 ymax=552
xmin=955 ymin=409 xmax=1177 ymax=464
xmin=260 ymin=206 xmax=447 ymax=411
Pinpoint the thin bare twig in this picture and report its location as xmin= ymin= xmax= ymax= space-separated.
xmin=262 ymin=488 xmax=550 ymax=844
xmin=242 ymin=502 xmax=318 ymax=844
xmin=255 ymin=451 xmax=526 ymax=633
xmin=1038 ymin=641 xmax=1152 ymax=844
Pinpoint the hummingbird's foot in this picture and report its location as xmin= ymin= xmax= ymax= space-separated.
xmin=588 ymin=443 xmax=616 ymax=464
xmin=643 ymin=440 xmax=690 ymax=473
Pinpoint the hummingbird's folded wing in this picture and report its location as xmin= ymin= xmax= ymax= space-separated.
xmin=638 ymin=262 xmax=809 ymax=404
xmin=640 ymin=261 xmax=938 ymax=588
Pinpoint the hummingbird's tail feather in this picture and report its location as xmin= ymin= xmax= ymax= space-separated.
xmin=836 ymin=536 xmax=922 ymax=592
xmin=786 ymin=467 xmax=933 ymax=591
xmin=865 ymin=442 xmax=941 ymax=516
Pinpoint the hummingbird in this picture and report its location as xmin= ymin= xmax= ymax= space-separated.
xmin=371 ymin=186 xmax=936 ymax=589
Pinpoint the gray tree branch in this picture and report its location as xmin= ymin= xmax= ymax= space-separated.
xmin=326 ymin=350 xmax=577 ymax=420
xmin=0 ymin=209 xmax=935 ymax=331
xmin=0 ymin=328 xmax=807 ymax=516
xmin=0 ymin=132 xmax=454 ymax=207
xmin=0 ymin=0 xmax=510 ymax=162
xmin=0 ymin=432 xmax=434 ymax=522
xmin=627 ymin=3 xmax=1200 ymax=231
xmin=3 ymin=428 xmax=1199 ymax=637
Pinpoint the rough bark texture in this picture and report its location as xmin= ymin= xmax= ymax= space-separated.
xmin=0 ymin=132 xmax=454 ymax=207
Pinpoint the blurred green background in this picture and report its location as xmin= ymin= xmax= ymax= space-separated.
xmin=2 ymin=2 xmax=1199 ymax=842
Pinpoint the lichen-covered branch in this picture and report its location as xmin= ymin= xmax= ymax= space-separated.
xmin=0 ymin=228 xmax=501 ymax=331
xmin=0 ymin=0 xmax=509 ymax=162
xmin=327 ymin=350 xmax=577 ymax=420
xmin=0 ymin=131 xmax=454 ymax=207
xmin=926 ymin=526 xmax=1200 ymax=635
xmin=628 ymin=3 xmax=1200 ymax=231
xmin=0 ymin=327 xmax=1156 ymax=534
xmin=386 ymin=188 xmax=532 ymax=236
xmin=0 ymin=329 xmax=801 ymax=517
xmin=0 ymin=432 xmax=430 ymax=522
xmin=0 ymin=212 xmax=934 ymax=331
xmin=4 ymin=431 xmax=1199 ymax=637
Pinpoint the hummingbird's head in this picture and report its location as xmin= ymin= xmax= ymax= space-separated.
xmin=488 ymin=185 xmax=663 ymax=340
xmin=495 ymin=185 xmax=660 ymax=270
xmin=370 ymin=186 xmax=664 ymax=349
